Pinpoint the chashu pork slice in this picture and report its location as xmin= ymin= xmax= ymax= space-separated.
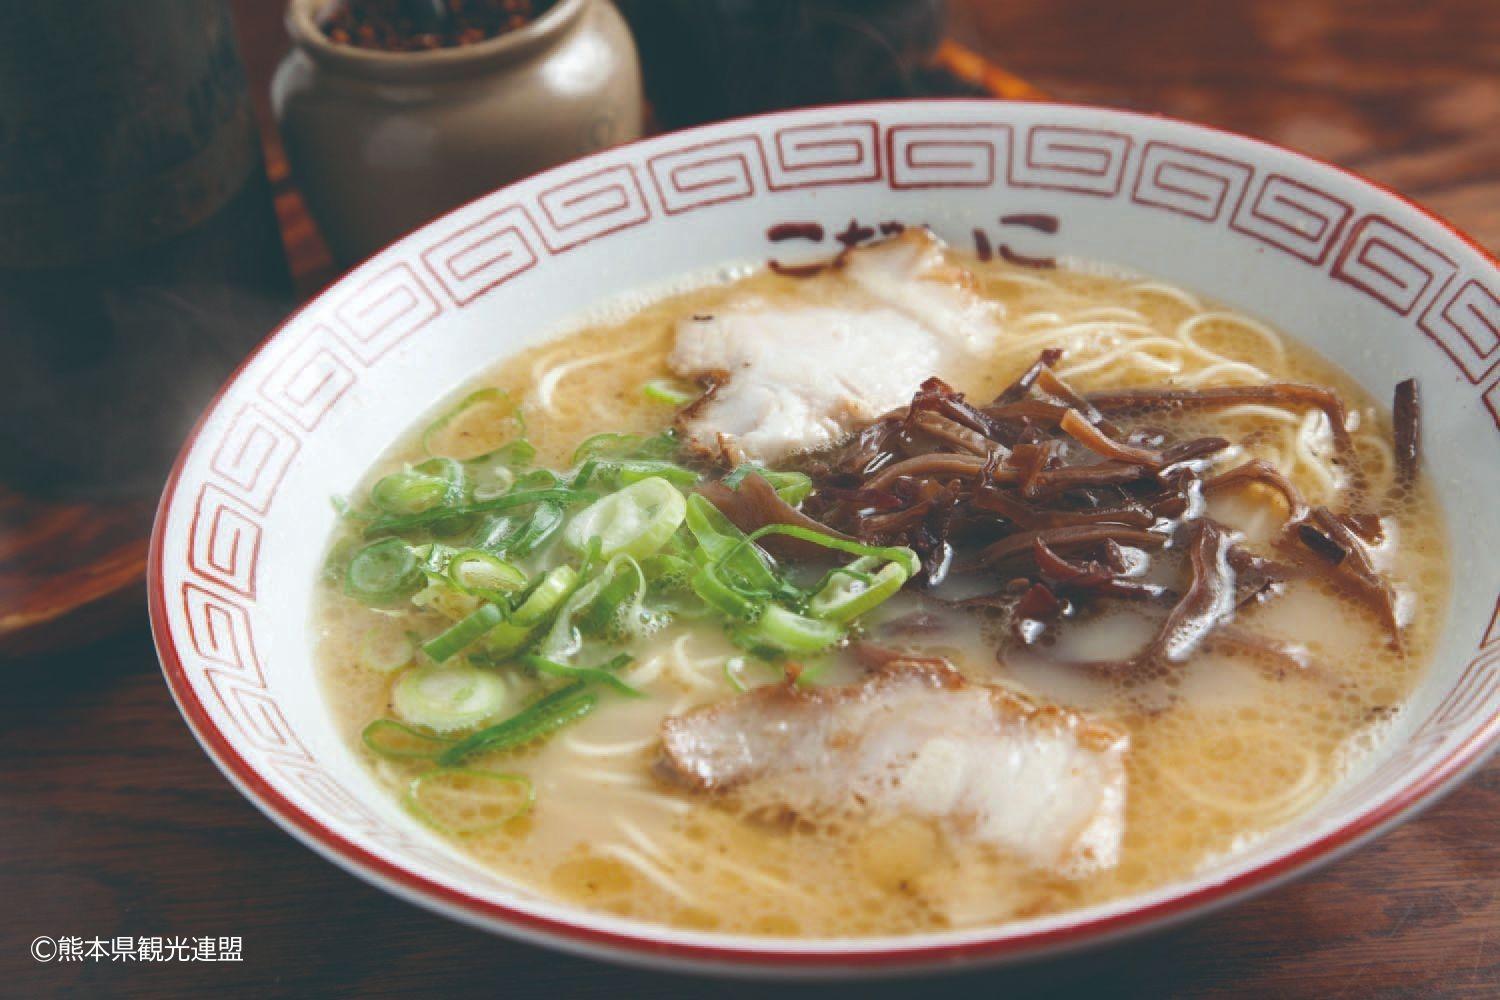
xmin=657 ymin=660 xmax=1129 ymax=878
xmin=839 ymin=224 xmax=1002 ymax=356
xmin=670 ymin=303 xmax=940 ymax=463
xmin=669 ymin=229 xmax=1004 ymax=464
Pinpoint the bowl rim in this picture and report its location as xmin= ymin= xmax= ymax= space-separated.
xmin=149 ymin=97 xmax=1500 ymax=974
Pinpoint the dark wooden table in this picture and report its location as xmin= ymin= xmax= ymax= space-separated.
xmin=6 ymin=2 xmax=1500 ymax=997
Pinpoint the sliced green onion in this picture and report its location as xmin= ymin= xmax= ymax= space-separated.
xmin=642 ymin=378 xmax=698 ymax=406
xmin=468 ymin=464 xmax=516 ymax=502
xmin=572 ymin=432 xmax=642 ymax=464
xmin=571 ymin=430 xmax=680 ymax=464
xmin=515 ymin=566 xmax=582 ymax=625
xmin=322 ymin=536 xmax=358 ymax=585
xmin=765 ymin=470 xmax=813 ymax=505
xmin=743 ymin=525 xmax=921 ymax=578
xmin=719 ymin=465 xmax=813 ymax=505
xmin=684 ymin=493 xmax=782 ymax=595
xmin=506 ymin=502 xmax=564 ymax=557
xmin=599 ymin=460 xmax=700 ymax=488
xmin=808 ymin=561 xmax=910 ymax=624
xmin=577 ymin=557 xmax=636 ymax=633
xmin=565 ymin=476 xmax=688 ymax=560
xmin=361 ymin=718 xmax=455 ymax=759
xmin=423 ymin=388 xmax=525 ymax=458
xmin=414 ymin=456 xmax=466 ymax=486
xmin=438 ymin=681 xmax=596 ymax=764
xmin=757 ymin=604 xmax=843 ymax=651
xmin=643 ymin=550 xmax=709 ymax=621
xmin=364 ymin=487 xmax=591 ymax=537
xmin=684 ymin=491 xmax=746 ymax=562
xmin=691 ymin=560 xmax=764 ymax=621
xmin=733 ymin=604 xmax=841 ymax=656
xmin=371 ymin=458 xmax=466 ymax=516
xmin=393 ymin=662 xmax=510 ymax=733
xmin=482 ymin=565 xmax=580 ymax=657
xmin=412 ymin=541 xmax=458 ymax=574
xmin=345 ymin=538 xmax=423 ymax=605
xmin=580 ymin=556 xmax=668 ymax=641
xmin=422 ymin=603 xmax=505 ymax=662
xmin=370 ymin=470 xmax=450 ymax=516
xmin=522 ymin=653 xmax=642 ymax=697
xmin=537 ymin=563 xmax=613 ymax=661
xmin=411 ymin=578 xmax=482 ymax=621
xmin=471 ymin=515 xmax=520 ymax=553
xmin=468 ymin=438 xmax=535 ymax=470
xmin=357 ymin=625 xmax=417 ymax=674
xmin=642 ymin=552 xmax=695 ymax=592
xmin=515 ymin=468 xmax=561 ymax=490
xmin=632 ymin=431 xmax=682 ymax=460
xmin=447 ymin=550 xmax=527 ymax=599
xmin=404 ymin=768 xmax=534 ymax=835
xmin=720 ymin=464 xmax=756 ymax=490
xmin=426 ymin=514 xmax=480 ymax=541
xmin=569 ymin=458 xmax=601 ymax=491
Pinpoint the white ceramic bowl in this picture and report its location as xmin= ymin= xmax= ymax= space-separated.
xmin=150 ymin=100 xmax=1500 ymax=977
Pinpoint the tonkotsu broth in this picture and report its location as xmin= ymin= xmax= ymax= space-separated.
xmin=316 ymin=254 xmax=1447 ymax=936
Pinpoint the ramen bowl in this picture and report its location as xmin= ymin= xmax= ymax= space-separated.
xmin=150 ymin=100 xmax=1500 ymax=976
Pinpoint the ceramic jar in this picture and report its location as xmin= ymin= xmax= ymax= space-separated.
xmin=272 ymin=0 xmax=643 ymax=263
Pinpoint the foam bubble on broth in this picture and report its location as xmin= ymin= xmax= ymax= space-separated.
xmin=314 ymin=252 xmax=1449 ymax=937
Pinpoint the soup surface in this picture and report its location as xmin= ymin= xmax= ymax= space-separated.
xmin=316 ymin=235 xmax=1447 ymax=936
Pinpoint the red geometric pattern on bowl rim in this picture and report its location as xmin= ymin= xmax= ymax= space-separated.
xmin=1332 ymin=215 xmax=1458 ymax=317
xmin=1231 ymin=172 xmax=1353 ymax=266
xmin=646 ymin=134 xmax=768 ymax=215
xmin=534 ymin=163 xmax=651 ymax=253
xmin=1010 ymin=124 xmax=1133 ymax=197
xmin=331 ymin=262 xmax=443 ymax=365
xmin=887 ymin=121 xmax=1012 ymax=189
xmin=1421 ymin=277 xmax=1500 ymax=385
xmin=420 ymin=205 xmax=543 ymax=307
xmin=766 ymin=120 xmax=883 ymax=189
xmin=256 ymin=325 xmax=359 ymax=432
xmin=1130 ymin=140 xmax=1253 ymax=222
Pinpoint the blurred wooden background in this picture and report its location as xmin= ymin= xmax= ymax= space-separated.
xmin=3 ymin=1 xmax=1498 ymax=997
